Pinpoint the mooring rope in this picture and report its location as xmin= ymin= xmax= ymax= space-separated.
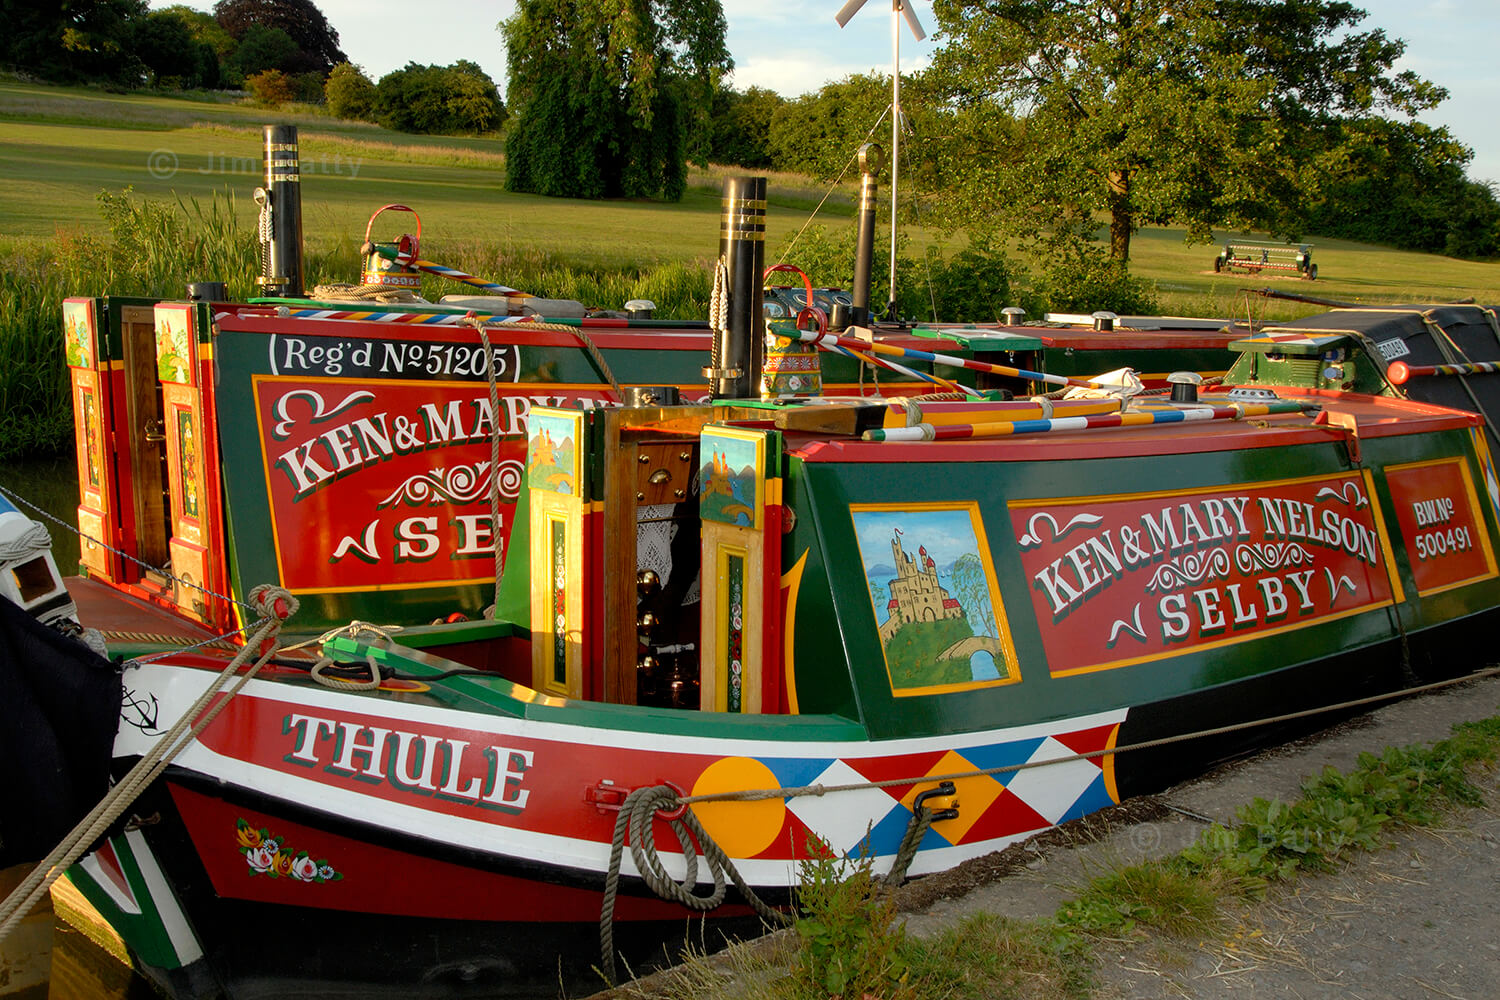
xmin=0 ymin=584 xmax=299 ymax=945
xmin=107 ymin=629 xmax=246 ymax=662
xmin=594 ymin=665 xmax=1500 ymax=984
xmin=469 ymin=316 xmax=505 ymax=615
xmin=599 ymin=785 xmax=789 ymax=983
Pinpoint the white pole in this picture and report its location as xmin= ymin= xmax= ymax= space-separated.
xmin=888 ymin=0 xmax=900 ymax=319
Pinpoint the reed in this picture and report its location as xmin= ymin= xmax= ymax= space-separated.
xmin=0 ymin=190 xmax=717 ymax=462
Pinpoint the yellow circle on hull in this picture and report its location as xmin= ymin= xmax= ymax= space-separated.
xmin=690 ymin=757 xmax=786 ymax=859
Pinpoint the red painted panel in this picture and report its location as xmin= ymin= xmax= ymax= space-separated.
xmin=168 ymin=783 xmax=695 ymax=921
xmin=252 ymin=377 xmax=614 ymax=592
xmin=1385 ymin=459 xmax=1498 ymax=596
xmin=1009 ymin=472 xmax=1400 ymax=676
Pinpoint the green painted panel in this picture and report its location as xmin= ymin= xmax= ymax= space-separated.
xmin=786 ymin=427 xmax=1500 ymax=742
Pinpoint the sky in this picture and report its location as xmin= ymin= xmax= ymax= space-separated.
xmin=156 ymin=0 xmax=1500 ymax=183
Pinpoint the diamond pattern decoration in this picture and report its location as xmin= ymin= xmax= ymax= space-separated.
xmin=784 ymin=758 xmax=903 ymax=858
xmin=897 ymin=749 xmax=1003 ymax=845
xmin=758 ymin=720 xmax=1121 ymax=862
xmin=1002 ymin=736 xmax=1107 ymax=825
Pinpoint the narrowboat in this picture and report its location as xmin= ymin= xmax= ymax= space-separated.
xmin=17 ymin=128 xmax=1500 ymax=998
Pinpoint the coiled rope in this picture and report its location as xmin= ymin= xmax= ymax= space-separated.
xmin=593 ymin=664 xmax=1500 ymax=983
xmin=599 ymin=784 xmax=789 ymax=983
xmin=0 ymin=584 xmax=299 ymax=945
xmin=310 ymin=283 xmax=424 ymax=303
xmin=254 ymin=188 xmax=273 ymax=287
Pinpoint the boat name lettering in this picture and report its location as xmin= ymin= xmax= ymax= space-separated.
xmin=282 ymin=713 xmax=534 ymax=813
xmin=1028 ymin=494 xmax=1379 ymax=620
xmin=273 ymin=392 xmax=568 ymax=499
xmin=333 ymin=512 xmax=501 ymax=565
xmin=270 ymin=335 xmax=522 ymax=383
xmin=1011 ymin=475 xmax=1397 ymax=676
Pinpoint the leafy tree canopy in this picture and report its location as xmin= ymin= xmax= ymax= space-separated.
xmin=324 ymin=61 xmax=375 ymax=120
xmin=213 ymin=0 xmax=345 ymax=75
xmin=925 ymin=0 xmax=1454 ymax=262
xmin=708 ymin=85 xmax=784 ymax=169
xmin=373 ymin=62 xmax=506 ymax=135
xmin=767 ymin=74 xmax=901 ymax=180
xmin=230 ymin=22 xmax=299 ymax=77
xmin=502 ymin=0 xmax=731 ymax=200
xmin=0 ymin=0 xmax=147 ymax=85
xmin=128 ymin=9 xmax=203 ymax=87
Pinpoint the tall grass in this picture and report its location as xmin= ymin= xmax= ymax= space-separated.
xmin=0 ymin=188 xmax=718 ymax=462
xmin=0 ymin=257 xmax=74 ymax=457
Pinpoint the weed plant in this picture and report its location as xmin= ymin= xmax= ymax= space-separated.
xmin=1179 ymin=715 xmax=1500 ymax=886
xmin=793 ymin=841 xmax=909 ymax=999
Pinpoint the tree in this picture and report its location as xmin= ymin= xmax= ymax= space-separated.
xmin=230 ymin=23 xmax=298 ymax=78
xmin=708 ymin=85 xmax=783 ymax=168
xmin=373 ymin=62 xmax=506 ymax=135
xmin=0 ymin=0 xmax=146 ymax=85
xmin=245 ymin=68 xmax=293 ymax=107
xmin=324 ymin=61 xmax=375 ymax=120
xmin=1304 ymin=118 xmax=1500 ymax=260
xmin=213 ymin=0 xmax=344 ymax=75
xmin=501 ymin=0 xmax=731 ymax=200
xmin=949 ymin=554 xmax=995 ymax=638
xmin=925 ymin=0 xmax=1447 ymax=263
xmin=128 ymin=9 xmax=201 ymax=87
xmin=155 ymin=5 xmax=235 ymax=86
xmin=767 ymin=74 xmax=895 ymax=179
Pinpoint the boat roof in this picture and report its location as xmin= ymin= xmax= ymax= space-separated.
xmin=784 ymin=390 xmax=1479 ymax=464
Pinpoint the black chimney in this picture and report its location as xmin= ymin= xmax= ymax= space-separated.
xmin=851 ymin=144 xmax=883 ymax=330
xmin=257 ymin=124 xmax=304 ymax=298
xmin=705 ymin=177 xmax=766 ymax=398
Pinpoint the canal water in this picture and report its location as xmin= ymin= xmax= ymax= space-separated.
xmin=1 ymin=458 xmax=152 ymax=998
xmin=0 ymin=456 xmax=81 ymax=570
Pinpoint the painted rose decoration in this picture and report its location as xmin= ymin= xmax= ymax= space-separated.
xmin=236 ymin=819 xmax=343 ymax=884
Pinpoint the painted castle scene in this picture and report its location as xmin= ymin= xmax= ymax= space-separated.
xmin=851 ymin=505 xmax=1013 ymax=693
xmin=699 ymin=429 xmax=762 ymax=527
xmin=526 ymin=411 xmax=580 ymax=495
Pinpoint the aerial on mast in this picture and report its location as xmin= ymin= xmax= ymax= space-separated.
xmin=834 ymin=0 xmax=925 ymax=320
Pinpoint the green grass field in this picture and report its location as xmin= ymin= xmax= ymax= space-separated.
xmin=1 ymin=76 xmax=1498 ymax=308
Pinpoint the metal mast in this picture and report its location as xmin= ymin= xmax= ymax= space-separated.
xmin=835 ymin=0 xmax=925 ymax=320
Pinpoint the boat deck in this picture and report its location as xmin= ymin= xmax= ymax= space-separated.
xmin=66 ymin=576 xmax=228 ymax=647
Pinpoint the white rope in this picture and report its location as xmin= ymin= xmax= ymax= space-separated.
xmin=0 ymin=517 xmax=52 ymax=563
xmin=0 ymin=584 xmax=299 ymax=945
xmin=709 ymin=258 xmax=729 ymax=337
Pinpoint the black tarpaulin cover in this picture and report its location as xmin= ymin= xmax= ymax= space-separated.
xmin=0 ymin=595 xmax=121 ymax=867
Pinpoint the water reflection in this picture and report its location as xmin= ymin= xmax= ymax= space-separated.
xmin=0 ymin=867 xmax=155 ymax=1000
xmin=0 ymin=456 xmax=81 ymax=571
